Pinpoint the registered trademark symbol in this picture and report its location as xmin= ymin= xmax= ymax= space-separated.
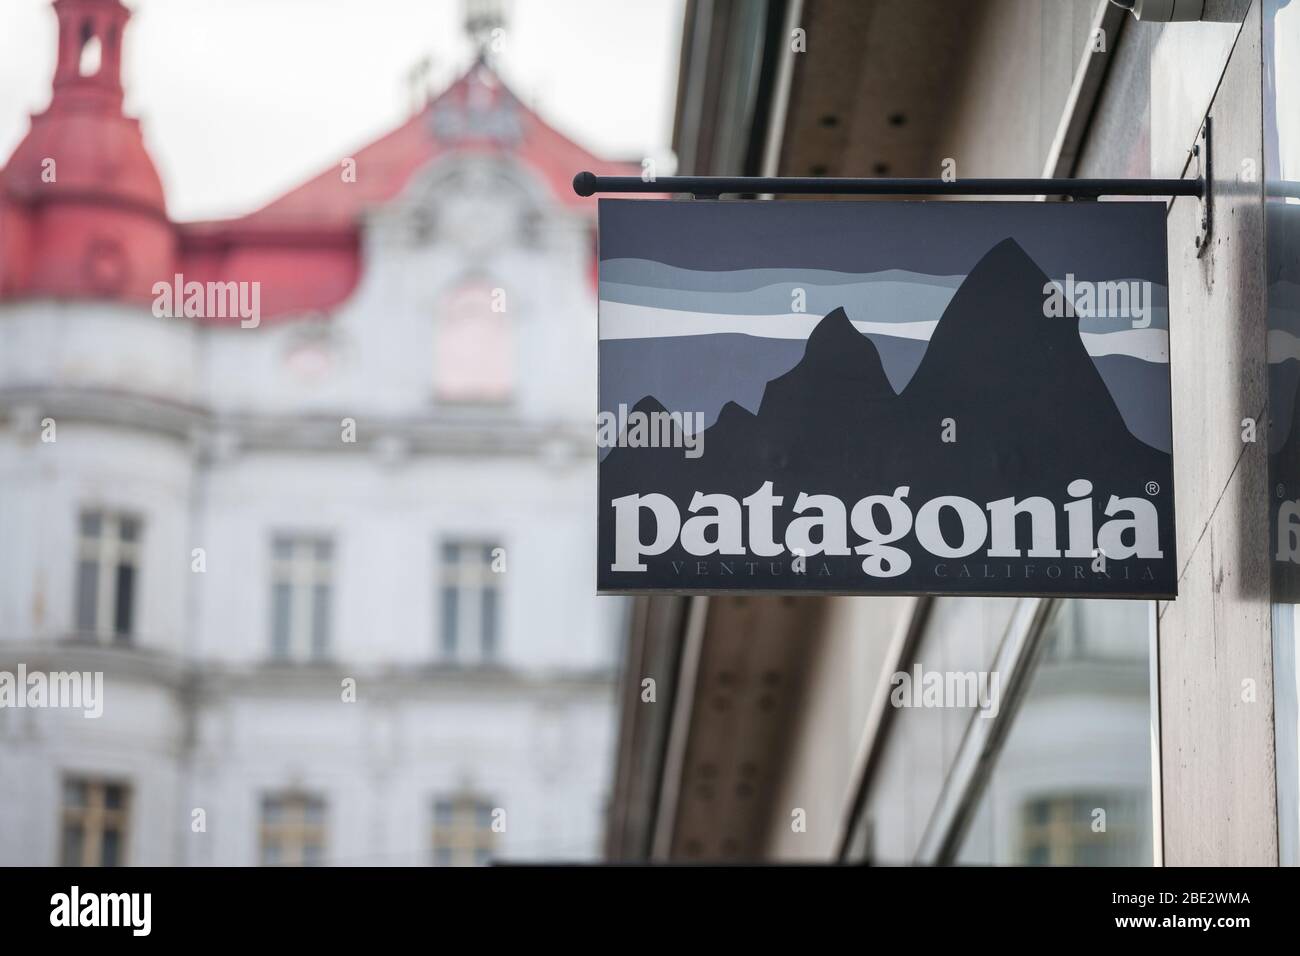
xmin=1144 ymin=481 xmax=1159 ymax=496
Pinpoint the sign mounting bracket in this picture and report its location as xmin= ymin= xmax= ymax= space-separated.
xmin=1192 ymin=116 xmax=1213 ymax=256
xmin=573 ymin=171 xmax=1205 ymax=201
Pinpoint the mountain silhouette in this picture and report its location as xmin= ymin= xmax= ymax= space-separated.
xmin=707 ymin=399 xmax=761 ymax=451
xmin=629 ymin=393 xmax=669 ymax=417
xmin=759 ymin=306 xmax=895 ymax=415
xmin=604 ymin=394 xmax=694 ymax=477
xmin=899 ymin=236 xmax=1160 ymax=484
xmin=598 ymin=237 xmax=1175 ymax=594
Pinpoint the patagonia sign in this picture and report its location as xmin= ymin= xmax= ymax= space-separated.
xmin=596 ymin=200 xmax=1176 ymax=597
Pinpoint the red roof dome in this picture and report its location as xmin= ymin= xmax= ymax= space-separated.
xmin=0 ymin=0 xmax=172 ymax=302
xmin=4 ymin=0 xmax=165 ymax=213
xmin=5 ymin=112 xmax=166 ymax=216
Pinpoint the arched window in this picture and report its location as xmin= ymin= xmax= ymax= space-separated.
xmin=435 ymin=277 xmax=514 ymax=403
xmin=78 ymin=21 xmax=102 ymax=77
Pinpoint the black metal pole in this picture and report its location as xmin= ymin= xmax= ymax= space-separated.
xmin=572 ymin=171 xmax=1204 ymax=200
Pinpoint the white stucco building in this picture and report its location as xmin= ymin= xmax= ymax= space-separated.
xmin=0 ymin=0 xmax=632 ymax=866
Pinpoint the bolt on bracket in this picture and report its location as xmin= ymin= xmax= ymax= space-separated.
xmin=1193 ymin=117 xmax=1213 ymax=256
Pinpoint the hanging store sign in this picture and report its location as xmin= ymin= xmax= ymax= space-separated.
xmin=596 ymin=199 xmax=1176 ymax=597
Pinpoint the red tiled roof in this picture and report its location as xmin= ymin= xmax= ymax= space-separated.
xmin=0 ymin=1 xmax=644 ymax=322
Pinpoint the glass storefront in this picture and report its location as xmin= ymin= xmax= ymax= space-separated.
xmin=855 ymin=597 xmax=1155 ymax=865
xmin=957 ymin=601 xmax=1154 ymax=865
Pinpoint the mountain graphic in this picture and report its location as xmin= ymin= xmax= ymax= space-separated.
xmin=598 ymin=237 xmax=1175 ymax=594
xmin=759 ymin=306 xmax=895 ymax=415
xmin=898 ymin=236 xmax=1163 ymax=484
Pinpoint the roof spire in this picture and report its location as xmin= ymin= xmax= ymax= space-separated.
xmin=51 ymin=0 xmax=130 ymax=112
xmin=463 ymin=0 xmax=509 ymax=64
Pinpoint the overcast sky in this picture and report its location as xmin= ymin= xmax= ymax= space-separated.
xmin=0 ymin=0 xmax=683 ymax=221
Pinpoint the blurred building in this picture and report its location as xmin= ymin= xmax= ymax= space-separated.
xmin=609 ymin=0 xmax=1295 ymax=866
xmin=0 ymin=0 xmax=636 ymax=865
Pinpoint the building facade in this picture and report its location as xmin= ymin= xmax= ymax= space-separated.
xmin=0 ymin=0 xmax=632 ymax=866
xmin=608 ymin=0 xmax=1299 ymax=867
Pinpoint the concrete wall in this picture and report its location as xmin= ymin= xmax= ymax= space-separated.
xmin=1153 ymin=2 xmax=1278 ymax=866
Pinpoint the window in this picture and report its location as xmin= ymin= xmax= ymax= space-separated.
xmin=848 ymin=598 xmax=1156 ymax=866
xmin=60 ymin=777 xmax=130 ymax=866
xmin=75 ymin=510 xmax=140 ymax=642
xmin=954 ymin=600 xmax=1154 ymax=866
xmin=431 ymin=794 xmax=498 ymax=866
xmin=434 ymin=279 xmax=515 ymax=403
xmin=1038 ymin=600 xmax=1149 ymax=665
xmin=438 ymin=541 xmax=501 ymax=663
xmin=1265 ymin=0 xmax=1300 ymax=867
xmin=270 ymin=536 xmax=333 ymax=661
xmin=77 ymin=21 xmax=102 ymax=77
xmin=259 ymin=793 xmax=327 ymax=866
xmin=1020 ymin=792 xmax=1144 ymax=866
